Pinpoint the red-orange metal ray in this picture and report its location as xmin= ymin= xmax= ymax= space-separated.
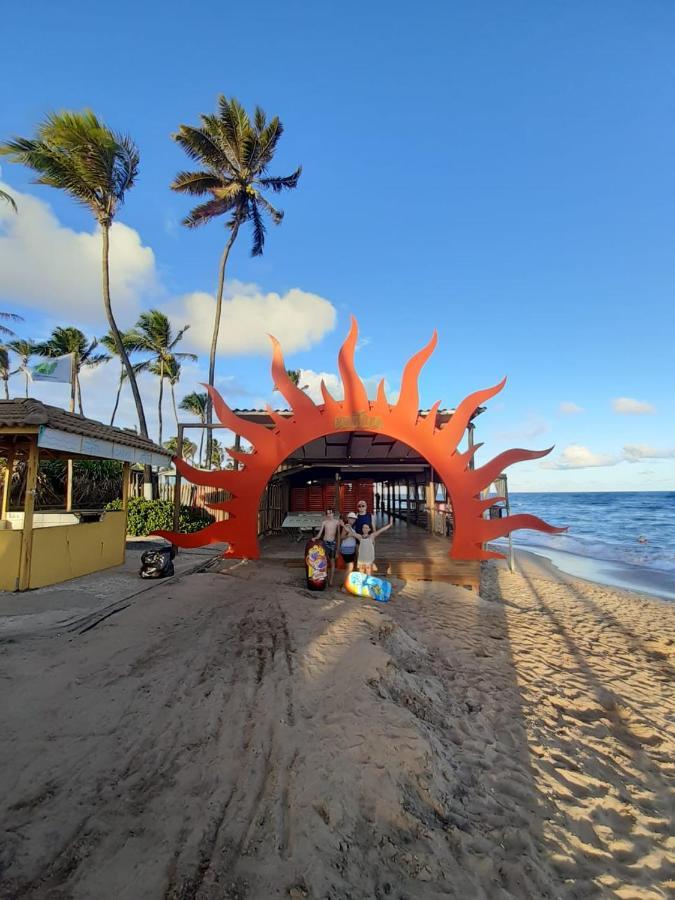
xmin=152 ymin=317 xmax=565 ymax=560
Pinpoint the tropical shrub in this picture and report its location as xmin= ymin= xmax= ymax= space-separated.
xmin=105 ymin=497 xmax=213 ymax=535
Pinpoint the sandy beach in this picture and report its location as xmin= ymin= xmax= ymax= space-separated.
xmin=0 ymin=551 xmax=673 ymax=899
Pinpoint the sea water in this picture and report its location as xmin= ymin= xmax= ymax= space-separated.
xmin=492 ymin=492 xmax=675 ymax=601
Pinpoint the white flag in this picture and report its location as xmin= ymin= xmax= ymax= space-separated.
xmin=28 ymin=354 xmax=74 ymax=383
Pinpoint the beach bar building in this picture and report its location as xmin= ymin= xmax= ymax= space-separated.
xmin=0 ymin=399 xmax=170 ymax=591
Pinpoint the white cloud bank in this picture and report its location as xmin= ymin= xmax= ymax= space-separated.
xmin=612 ymin=397 xmax=656 ymax=415
xmin=559 ymin=401 xmax=584 ymax=414
xmin=542 ymin=444 xmax=620 ymax=469
xmin=176 ymin=288 xmax=336 ymax=356
xmin=0 ymin=182 xmax=156 ymax=321
xmin=622 ymin=444 xmax=675 ymax=462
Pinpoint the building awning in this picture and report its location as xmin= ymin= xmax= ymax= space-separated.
xmin=0 ymin=399 xmax=171 ymax=467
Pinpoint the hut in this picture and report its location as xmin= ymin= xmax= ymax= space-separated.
xmin=0 ymin=399 xmax=170 ymax=591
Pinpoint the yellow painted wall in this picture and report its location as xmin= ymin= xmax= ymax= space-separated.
xmin=28 ymin=512 xmax=127 ymax=589
xmin=0 ymin=530 xmax=22 ymax=591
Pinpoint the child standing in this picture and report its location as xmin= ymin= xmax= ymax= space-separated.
xmin=345 ymin=519 xmax=392 ymax=576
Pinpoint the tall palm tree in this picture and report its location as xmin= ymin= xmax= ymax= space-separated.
xmin=0 ymin=348 xmax=9 ymax=399
xmin=163 ymin=356 xmax=182 ymax=431
xmin=179 ymin=390 xmax=208 ymax=466
xmin=126 ymin=310 xmax=197 ymax=446
xmin=100 ymin=329 xmax=139 ymax=426
xmin=171 ymin=95 xmax=301 ymax=465
xmin=0 ymin=188 xmax=17 ymax=212
xmin=6 ymin=339 xmax=36 ymax=397
xmin=35 ymin=326 xmax=109 ymax=415
xmin=0 ymin=111 xmax=149 ymax=439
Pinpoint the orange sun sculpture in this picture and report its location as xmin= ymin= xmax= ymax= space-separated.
xmin=154 ymin=317 xmax=565 ymax=560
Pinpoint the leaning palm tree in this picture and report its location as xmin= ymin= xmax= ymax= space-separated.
xmin=179 ymin=390 xmax=208 ymax=466
xmin=35 ymin=326 xmax=109 ymax=415
xmin=0 ymin=348 xmax=10 ymax=399
xmin=126 ymin=310 xmax=197 ymax=446
xmin=6 ymin=339 xmax=36 ymax=397
xmin=100 ymin=330 xmax=139 ymax=426
xmin=0 ymin=188 xmax=17 ymax=212
xmin=0 ymin=111 xmax=149 ymax=439
xmin=171 ymin=95 xmax=301 ymax=465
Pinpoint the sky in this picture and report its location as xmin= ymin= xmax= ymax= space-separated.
xmin=1 ymin=0 xmax=674 ymax=491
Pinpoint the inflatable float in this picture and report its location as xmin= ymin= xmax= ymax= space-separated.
xmin=304 ymin=538 xmax=328 ymax=590
xmin=344 ymin=571 xmax=392 ymax=602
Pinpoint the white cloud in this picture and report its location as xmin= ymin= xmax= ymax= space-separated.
xmin=175 ymin=286 xmax=337 ymax=356
xmin=542 ymin=444 xmax=620 ymax=469
xmin=622 ymin=444 xmax=675 ymax=462
xmin=612 ymin=397 xmax=656 ymax=415
xmin=298 ymin=368 xmax=397 ymax=405
xmin=559 ymin=401 xmax=584 ymax=414
xmin=0 ymin=181 xmax=157 ymax=322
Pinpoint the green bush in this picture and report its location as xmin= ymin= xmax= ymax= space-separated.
xmin=105 ymin=498 xmax=214 ymax=536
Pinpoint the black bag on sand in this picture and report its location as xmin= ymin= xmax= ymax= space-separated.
xmin=139 ymin=547 xmax=175 ymax=579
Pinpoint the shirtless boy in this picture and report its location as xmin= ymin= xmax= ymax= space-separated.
xmin=316 ymin=508 xmax=342 ymax=586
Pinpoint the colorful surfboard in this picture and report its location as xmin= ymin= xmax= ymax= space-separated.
xmin=345 ymin=571 xmax=392 ymax=602
xmin=304 ymin=538 xmax=328 ymax=590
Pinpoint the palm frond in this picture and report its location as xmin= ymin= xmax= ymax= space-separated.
xmin=173 ymin=124 xmax=232 ymax=171
xmin=0 ymin=188 xmax=17 ymax=212
xmin=255 ymin=192 xmax=284 ymax=224
xmin=249 ymin=198 xmax=266 ymax=256
xmin=171 ymin=170 xmax=226 ymax=195
xmin=182 ymin=196 xmax=239 ymax=229
xmin=259 ymin=166 xmax=302 ymax=193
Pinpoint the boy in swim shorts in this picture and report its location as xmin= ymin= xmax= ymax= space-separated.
xmin=316 ymin=508 xmax=341 ymax=586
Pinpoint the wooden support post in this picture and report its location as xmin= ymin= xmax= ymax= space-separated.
xmin=2 ymin=443 xmax=15 ymax=518
xmin=425 ymin=476 xmax=435 ymax=533
xmin=18 ymin=438 xmax=39 ymax=591
xmin=121 ymin=462 xmax=131 ymax=511
xmin=172 ymin=424 xmax=184 ymax=547
xmin=65 ymin=459 xmax=73 ymax=512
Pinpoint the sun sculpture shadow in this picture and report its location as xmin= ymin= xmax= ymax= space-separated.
xmin=154 ymin=317 xmax=565 ymax=559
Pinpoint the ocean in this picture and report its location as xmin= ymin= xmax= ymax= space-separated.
xmin=492 ymin=491 xmax=675 ymax=602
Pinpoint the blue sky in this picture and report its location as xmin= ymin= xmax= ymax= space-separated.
xmin=1 ymin=1 xmax=674 ymax=490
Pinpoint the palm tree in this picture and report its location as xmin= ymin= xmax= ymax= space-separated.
xmin=0 ymin=348 xmax=9 ymax=399
xmin=0 ymin=111 xmax=149 ymax=439
xmin=126 ymin=310 xmax=197 ymax=446
xmin=100 ymin=330 xmax=139 ymax=426
xmin=171 ymin=95 xmax=301 ymax=465
xmin=6 ymin=339 xmax=36 ymax=397
xmin=35 ymin=327 xmax=109 ymax=415
xmin=179 ymin=390 xmax=208 ymax=466
xmin=164 ymin=435 xmax=197 ymax=462
xmin=0 ymin=188 xmax=17 ymax=212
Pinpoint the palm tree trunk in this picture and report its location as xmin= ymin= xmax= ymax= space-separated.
xmin=24 ymin=365 xmax=29 ymax=398
xmin=206 ymin=217 xmax=241 ymax=468
xmin=69 ymin=364 xmax=77 ymax=414
xmin=171 ymin=383 xmax=179 ymax=430
xmin=158 ymin=358 xmax=164 ymax=447
xmin=77 ymin=375 xmax=84 ymax=416
xmin=101 ymin=223 xmax=152 ymax=496
xmin=199 ymin=427 xmax=204 ymax=469
xmin=110 ymin=371 xmax=123 ymax=426
xmin=2 ymin=377 xmax=8 ymax=400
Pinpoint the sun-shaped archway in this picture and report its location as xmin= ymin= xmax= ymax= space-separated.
xmin=153 ymin=318 xmax=565 ymax=560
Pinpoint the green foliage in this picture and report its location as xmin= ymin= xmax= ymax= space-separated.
xmin=105 ymin=497 xmax=214 ymax=536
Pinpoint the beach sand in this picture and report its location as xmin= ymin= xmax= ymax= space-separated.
xmin=0 ymin=552 xmax=673 ymax=899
